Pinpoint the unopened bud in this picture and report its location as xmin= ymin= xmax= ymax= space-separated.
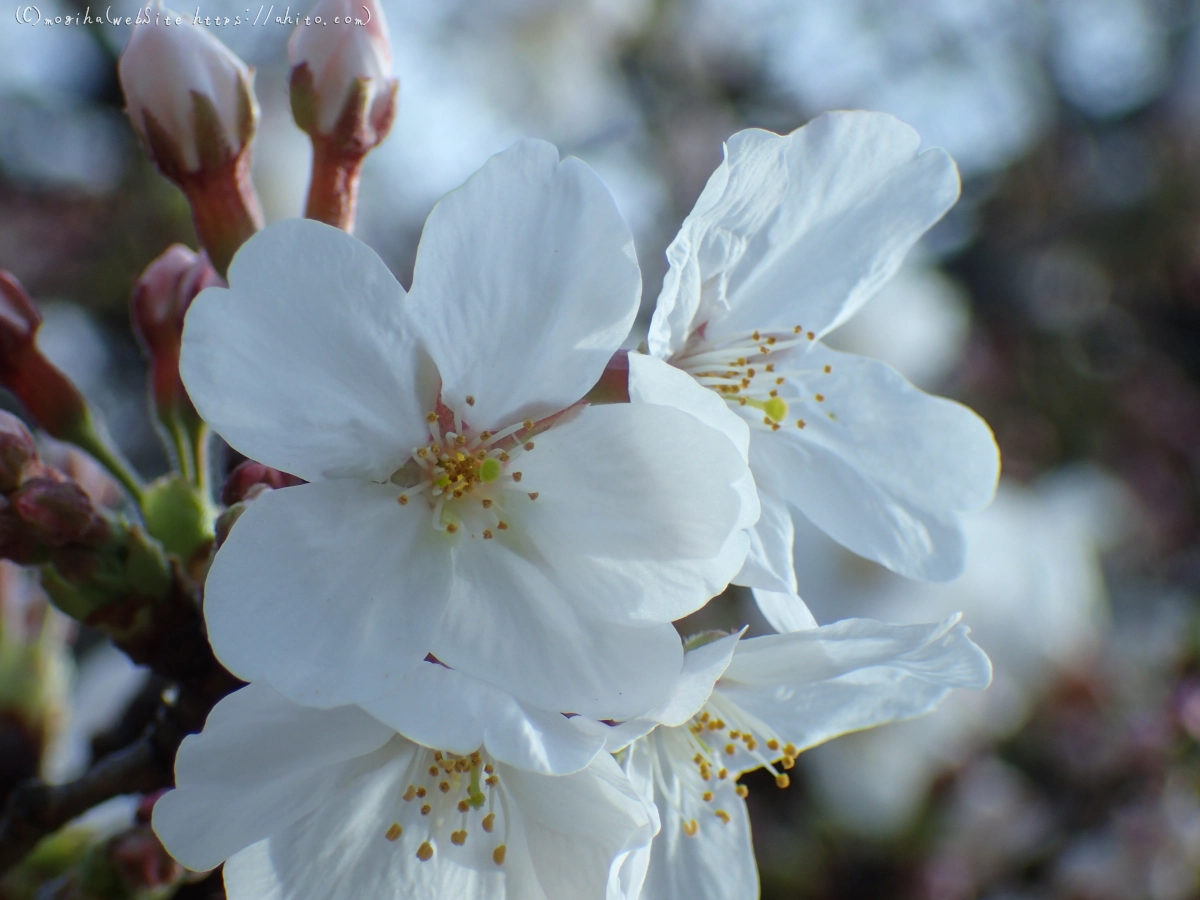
xmin=289 ymin=0 xmax=397 ymax=231
xmin=11 ymin=477 xmax=108 ymax=547
xmin=0 ymin=412 xmax=39 ymax=493
xmin=132 ymin=245 xmax=221 ymax=423
xmin=0 ymin=273 xmax=90 ymax=440
xmin=220 ymin=460 xmax=304 ymax=506
xmin=118 ymin=2 xmax=264 ymax=274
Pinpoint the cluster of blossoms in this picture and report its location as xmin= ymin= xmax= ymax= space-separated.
xmin=0 ymin=2 xmax=1002 ymax=898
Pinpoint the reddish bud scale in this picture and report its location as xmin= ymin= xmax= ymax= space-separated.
xmin=0 ymin=412 xmax=39 ymax=493
xmin=220 ymin=460 xmax=305 ymax=506
xmin=0 ymin=274 xmax=89 ymax=440
xmin=11 ymin=477 xmax=109 ymax=547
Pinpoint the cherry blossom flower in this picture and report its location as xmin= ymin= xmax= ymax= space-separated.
xmin=647 ymin=111 xmax=1000 ymax=613
xmin=180 ymin=140 xmax=755 ymax=721
xmin=608 ymin=615 xmax=993 ymax=899
xmin=153 ymin=671 xmax=657 ymax=900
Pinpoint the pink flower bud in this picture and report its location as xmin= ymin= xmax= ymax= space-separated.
xmin=11 ymin=477 xmax=108 ymax=547
xmin=118 ymin=3 xmax=258 ymax=175
xmin=132 ymin=245 xmax=222 ymax=419
xmin=0 ymin=273 xmax=90 ymax=440
xmin=0 ymin=412 xmax=39 ymax=494
xmin=288 ymin=0 xmax=396 ymax=140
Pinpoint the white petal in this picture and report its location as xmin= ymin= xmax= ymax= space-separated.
xmin=751 ymin=588 xmax=818 ymax=633
xmin=408 ymin=140 xmax=640 ymax=431
xmin=634 ymin=738 xmax=759 ymax=900
xmin=650 ymin=111 xmax=960 ymax=356
xmin=602 ymin=631 xmax=743 ymax=751
xmin=359 ymin=661 xmax=606 ymax=775
xmin=181 ymin=219 xmax=427 ymax=482
xmin=430 ymin=540 xmax=685 ymax=721
xmin=505 ymin=753 xmax=656 ymax=900
xmin=754 ymin=343 xmax=999 ymax=580
xmin=733 ymin=489 xmax=796 ymax=594
xmin=718 ymin=615 xmax=993 ymax=754
xmin=152 ymin=684 xmax=393 ymax=872
xmin=222 ymin=743 xmax=509 ymax=900
xmin=627 ymin=353 xmax=750 ymax=461
xmin=204 ymin=480 xmax=451 ymax=707
xmin=517 ymin=403 xmax=750 ymax=622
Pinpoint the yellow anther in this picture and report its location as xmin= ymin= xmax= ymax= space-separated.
xmin=416 ymin=787 xmax=426 ymax=798
xmin=815 ymin=394 xmax=825 ymax=402
xmin=403 ymin=785 xmax=418 ymax=802
xmin=725 ymin=744 xmax=736 ymax=756
xmin=715 ymin=810 xmax=731 ymax=824
xmin=752 ymin=331 xmax=761 ymax=341
xmin=683 ymin=819 xmax=700 ymax=837
xmin=428 ymin=766 xmax=439 ymax=776
xmin=480 ymin=457 xmax=502 ymax=482
xmin=776 ymin=773 xmax=791 ymax=789
xmin=512 ymin=471 xmax=523 ymax=482
xmin=766 ymin=336 xmax=777 ymax=345
xmin=426 ymin=412 xmax=438 ymax=423
xmin=483 ymin=530 xmax=494 ymax=540
xmin=759 ymin=345 xmax=770 ymax=354
xmin=769 ymin=389 xmax=778 ymax=397
xmin=417 ymin=841 xmax=434 ymax=861
xmin=398 ymin=495 xmax=409 ymax=506
xmin=782 ymin=756 xmax=795 ymax=770
xmin=784 ymin=743 xmax=797 ymax=756
xmin=524 ymin=441 xmax=535 ymax=451
xmin=497 ymin=521 xmax=509 ymax=531
xmin=466 ymin=396 xmax=476 ymax=406
xmin=451 ymin=830 xmax=468 ymax=846
xmin=528 ymin=492 xmax=539 ymax=500
xmin=765 ymin=363 xmax=775 ymax=372
xmin=420 ymin=804 xmax=432 ymax=815
xmin=445 ymin=523 xmax=458 ymax=534
xmin=796 ymin=419 xmax=806 ymax=429
xmin=439 ymin=781 xmax=451 ymax=793
xmin=457 ymin=800 xmax=470 ymax=813
xmin=702 ymin=791 xmax=714 ymax=802
xmin=824 ymin=365 xmax=832 ymax=373
xmin=482 ymin=813 xmax=496 ymax=833
xmin=776 ymin=377 xmax=785 ymax=385
xmin=482 ymin=498 xmax=494 ymax=508
xmin=793 ymin=325 xmax=802 ymax=334
xmin=523 ymin=419 xmax=535 ymax=430
xmin=484 ymin=764 xmax=494 ymax=774
xmin=767 ymin=739 xmax=780 ymax=751
xmin=729 ymin=731 xmax=740 ymax=739
xmin=498 ymin=452 xmax=510 ymax=462
xmin=486 ymin=775 xmax=500 ymax=787
xmin=455 ymin=434 xmax=468 ymax=446
xmin=493 ymin=845 xmax=507 ymax=865
xmin=385 ymin=823 xmax=403 ymax=841
xmin=745 ymin=738 xmax=758 ymax=751
xmin=736 ymin=784 xmax=749 ymax=798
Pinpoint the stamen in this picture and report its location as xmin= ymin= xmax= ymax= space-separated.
xmin=417 ymin=841 xmax=434 ymax=861
xmin=385 ymin=823 xmax=403 ymax=841
xmin=493 ymin=845 xmax=507 ymax=865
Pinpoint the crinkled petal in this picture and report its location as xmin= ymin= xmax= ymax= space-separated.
xmin=360 ymin=661 xmax=606 ymax=775
xmin=650 ymin=112 xmax=960 ymax=356
xmin=205 ymin=480 xmax=451 ymax=708
xmin=734 ymin=489 xmax=796 ymax=594
xmin=153 ymin=684 xmax=393 ymax=872
xmin=751 ymin=588 xmax=818 ymax=633
xmin=429 ymin=538 xmax=684 ymax=721
xmin=503 ymin=753 xmax=657 ymax=900
xmin=409 ymin=140 xmax=640 ymax=432
xmin=181 ymin=219 xmax=427 ymax=482
xmin=718 ymin=615 xmax=993 ymax=754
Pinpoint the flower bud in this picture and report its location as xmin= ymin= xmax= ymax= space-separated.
xmin=288 ymin=0 xmax=397 ymax=231
xmin=132 ymin=246 xmax=221 ymax=472
xmin=11 ymin=477 xmax=108 ymax=548
xmin=0 ymin=412 xmax=39 ymax=494
xmin=118 ymin=2 xmax=264 ymax=275
xmin=0 ymin=273 xmax=90 ymax=441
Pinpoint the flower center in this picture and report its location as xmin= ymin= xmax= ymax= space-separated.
xmin=382 ymin=747 xmax=510 ymax=867
xmin=655 ymin=693 xmax=796 ymax=838
xmin=672 ymin=326 xmax=834 ymax=433
xmin=391 ymin=399 xmax=541 ymax=538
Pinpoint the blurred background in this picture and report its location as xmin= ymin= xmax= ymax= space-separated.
xmin=3 ymin=0 xmax=1200 ymax=897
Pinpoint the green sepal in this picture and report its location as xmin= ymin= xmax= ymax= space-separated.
xmin=141 ymin=475 xmax=215 ymax=564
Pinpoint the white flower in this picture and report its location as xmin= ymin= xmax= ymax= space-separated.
xmin=609 ymin=616 xmax=993 ymax=899
xmin=288 ymin=0 xmax=397 ymax=135
xmin=152 ymin=674 xmax=657 ymax=900
xmin=647 ymin=111 xmax=1000 ymax=608
xmin=118 ymin=1 xmax=258 ymax=172
xmin=180 ymin=140 xmax=755 ymax=721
